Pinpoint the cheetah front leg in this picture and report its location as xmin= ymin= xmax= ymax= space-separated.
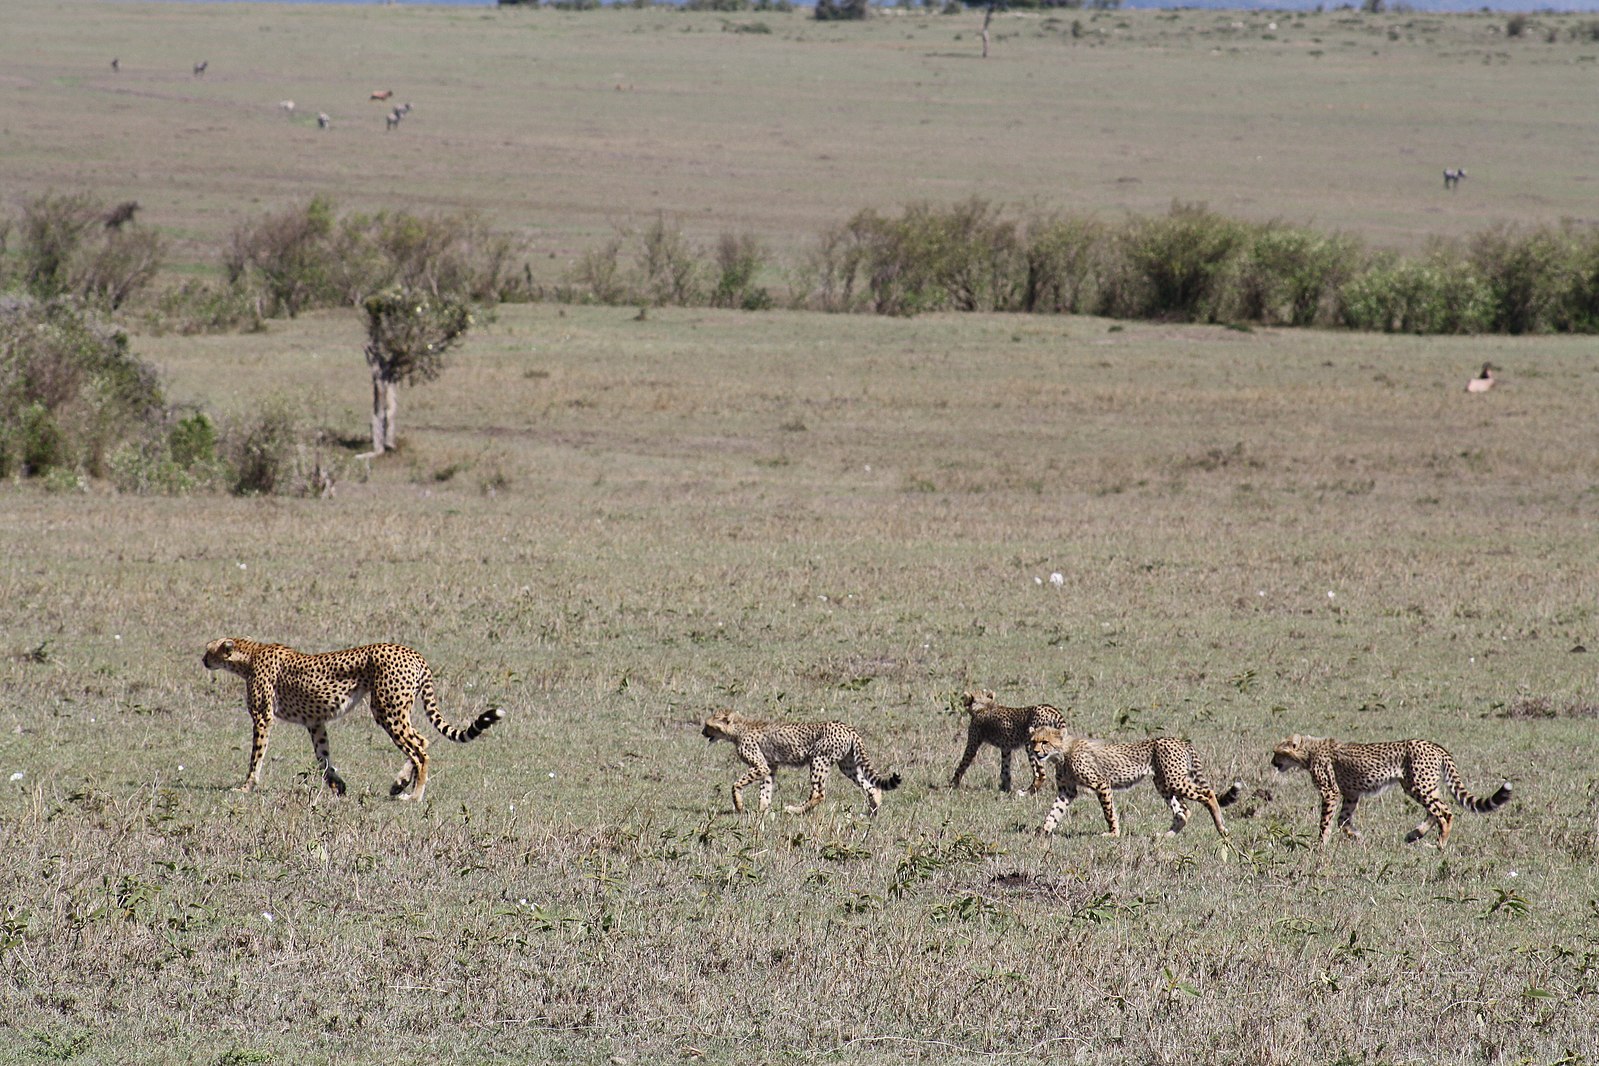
xmin=1022 ymin=746 xmax=1049 ymax=796
xmin=238 ymin=686 xmax=275 ymax=792
xmin=1040 ymin=766 xmax=1078 ymax=834
xmin=784 ymin=759 xmax=829 ymax=815
xmin=730 ymin=762 xmax=767 ymax=814
xmin=997 ymin=747 xmax=1014 ymax=793
xmin=1310 ymin=766 xmax=1341 ymax=846
xmin=949 ymin=733 xmax=983 ymax=789
xmin=307 ymin=723 xmax=347 ymax=795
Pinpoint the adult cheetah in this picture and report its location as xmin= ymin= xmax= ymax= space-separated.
xmin=202 ymin=637 xmax=502 ymax=800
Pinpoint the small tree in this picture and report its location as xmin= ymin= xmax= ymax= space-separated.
xmin=361 ymin=287 xmax=472 ymax=456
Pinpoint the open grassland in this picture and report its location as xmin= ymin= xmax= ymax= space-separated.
xmin=6 ymin=3 xmax=1599 ymax=1063
xmin=3 ymin=304 xmax=1599 ymax=1063
xmin=8 ymin=1 xmax=1599 ymax=272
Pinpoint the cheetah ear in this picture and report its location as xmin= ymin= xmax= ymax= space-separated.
xmin=219 ymin=638 xmax=235 ymax=654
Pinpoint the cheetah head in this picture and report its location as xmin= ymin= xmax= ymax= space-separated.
xmin=202 ymin=637 xmax=247 ymax=672
xmin=1028 ymin=725 xmax=1068 ymax=763
xmin=701 ymin=709 xmax=747 ymax=744
xmin=1270 ymin=734 xmax=1318 ymax=773
xmin=960 ymin=689 xmax=997 ymax=715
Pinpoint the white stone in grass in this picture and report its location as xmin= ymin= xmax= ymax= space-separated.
xmin=261 ymin=911 xmax=274 ymax=922
xmin=1049 ymin=572 xmax=1064 ymax=587
xmin=9 ymin=772 xmax=22 ymax=782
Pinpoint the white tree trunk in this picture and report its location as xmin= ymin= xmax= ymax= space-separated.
xmin=369 ymin=371 xmax=398 ymax=455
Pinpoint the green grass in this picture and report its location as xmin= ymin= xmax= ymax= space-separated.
xmin=4 ymin=304 xmax=1599 ymax=1063
xmin=6 ymin=3 xmax=1599 ymax=1063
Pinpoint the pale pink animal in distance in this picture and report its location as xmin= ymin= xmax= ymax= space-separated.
xmin=1466 ymin=364 xmax=1496 ymax=393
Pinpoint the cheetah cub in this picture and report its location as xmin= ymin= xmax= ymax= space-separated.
xmin=1028 ymin=726 xmax=1241 ymax=837
xmin=949 ymin=689 xmax=1067 ymax=794
xmin=702 ymin=710 xmax=901 ymax=816
xmin=203 ymin=638 xmax=502 ymax=801
xmin=1270 ymin=734 xmax=1511 ymax=847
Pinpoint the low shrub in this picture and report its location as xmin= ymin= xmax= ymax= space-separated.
xmin=7 ymin=192 xmax=164 ymax=310
xmin=711 ymin=232 xmax=772 ymax=310
xmin=1469 ymin=223 xmax=1565 ymax=335
xmin=1113 ymin=202 xmax=1248 ymax=322
xmin=1338 ymin=247 xmax=1491 ymax=334
xmin=0 ymin=296 xmax=164 ymax=479
xmin=225 ymin=399 xmax=303 ymax=496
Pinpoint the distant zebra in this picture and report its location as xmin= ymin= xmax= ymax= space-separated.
xmin=317 ymin=112 xmax=331 ymax=129
xmin=193 ymin=60 xmax=208 ymax=77
xmin=1443 ymin=167 xmax=1467 ymax=190
xmin=386 ymin=108 xmax=403 ymax=131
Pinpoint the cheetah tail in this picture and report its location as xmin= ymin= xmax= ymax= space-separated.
xmin=420 ymin=675 xmax=505 ymax=744
xmin=1444 ymin=757 xmax=1512 ymax=814
xmin=1463 ymin=780 xmax=1513 ymax=814
xmin=879 ymin=772 xmax=903 ymax=793
xmin=1217 ymin=781 xmax=1244 ymax=808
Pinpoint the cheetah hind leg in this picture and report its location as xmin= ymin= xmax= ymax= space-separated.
xmin=308 ymin=724 xmax=347 ymax=796
xmin=783 ymin=761 xmax=827 ymax=814
xmin=1163 ymin=793 xmax=1190 ymax=836
xmin=1404 ymin=793 xmax=1452 ymax=845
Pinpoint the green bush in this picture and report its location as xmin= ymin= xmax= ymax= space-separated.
xmin=223 ymin=199 xmax=525 ymax=323
xmin=712 ymin=232 xmax=772 ymax=310
xmin=8 ymin=193 xmax=163 ymax=310
xmin=1338 ymin=248 xmax=1490 ymax=334
xmin=1020 ymin=212 xmax=1109 ymax=315
xmin=226 ymin=400 xmax=303 ymax=496
xmin=1115 ymin=202 xmax=1247 ymax=321
xmin=1218 ymin=224 xmax=1359 ymax=327
xmin=224 ymin=196 xmax=338 ymax=318
xmin=638 ymin=215 xmax=703 ymax=307
xmin=1553 ymin=224 xmax=1599 ymax=332
xmin=0 ymin=296 xmax=164 ymax=478
xmin=1469 ymin=223 xmax=1565 ymax=335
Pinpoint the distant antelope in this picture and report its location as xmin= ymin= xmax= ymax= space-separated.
xmin=1466 ymin=364 xmax=1496 ymax=393
xmin=317 ymin=112 xmax=331 ymax=129
xmin=1443 ymin=167 xmax=1467 ymax=190
xmin=110 ymin=57 xmax=119 ymax=73
xmin=279 ymin=100 xmax=295 ymax=117
xmin=193 ymin=60 xmax=208 ymax=77
xmin=370 ymin=89 xmax=393 ymax=101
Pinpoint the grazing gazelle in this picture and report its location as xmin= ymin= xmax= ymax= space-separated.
xmin=1466 ymin=364 xmax=1496 ymax=393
